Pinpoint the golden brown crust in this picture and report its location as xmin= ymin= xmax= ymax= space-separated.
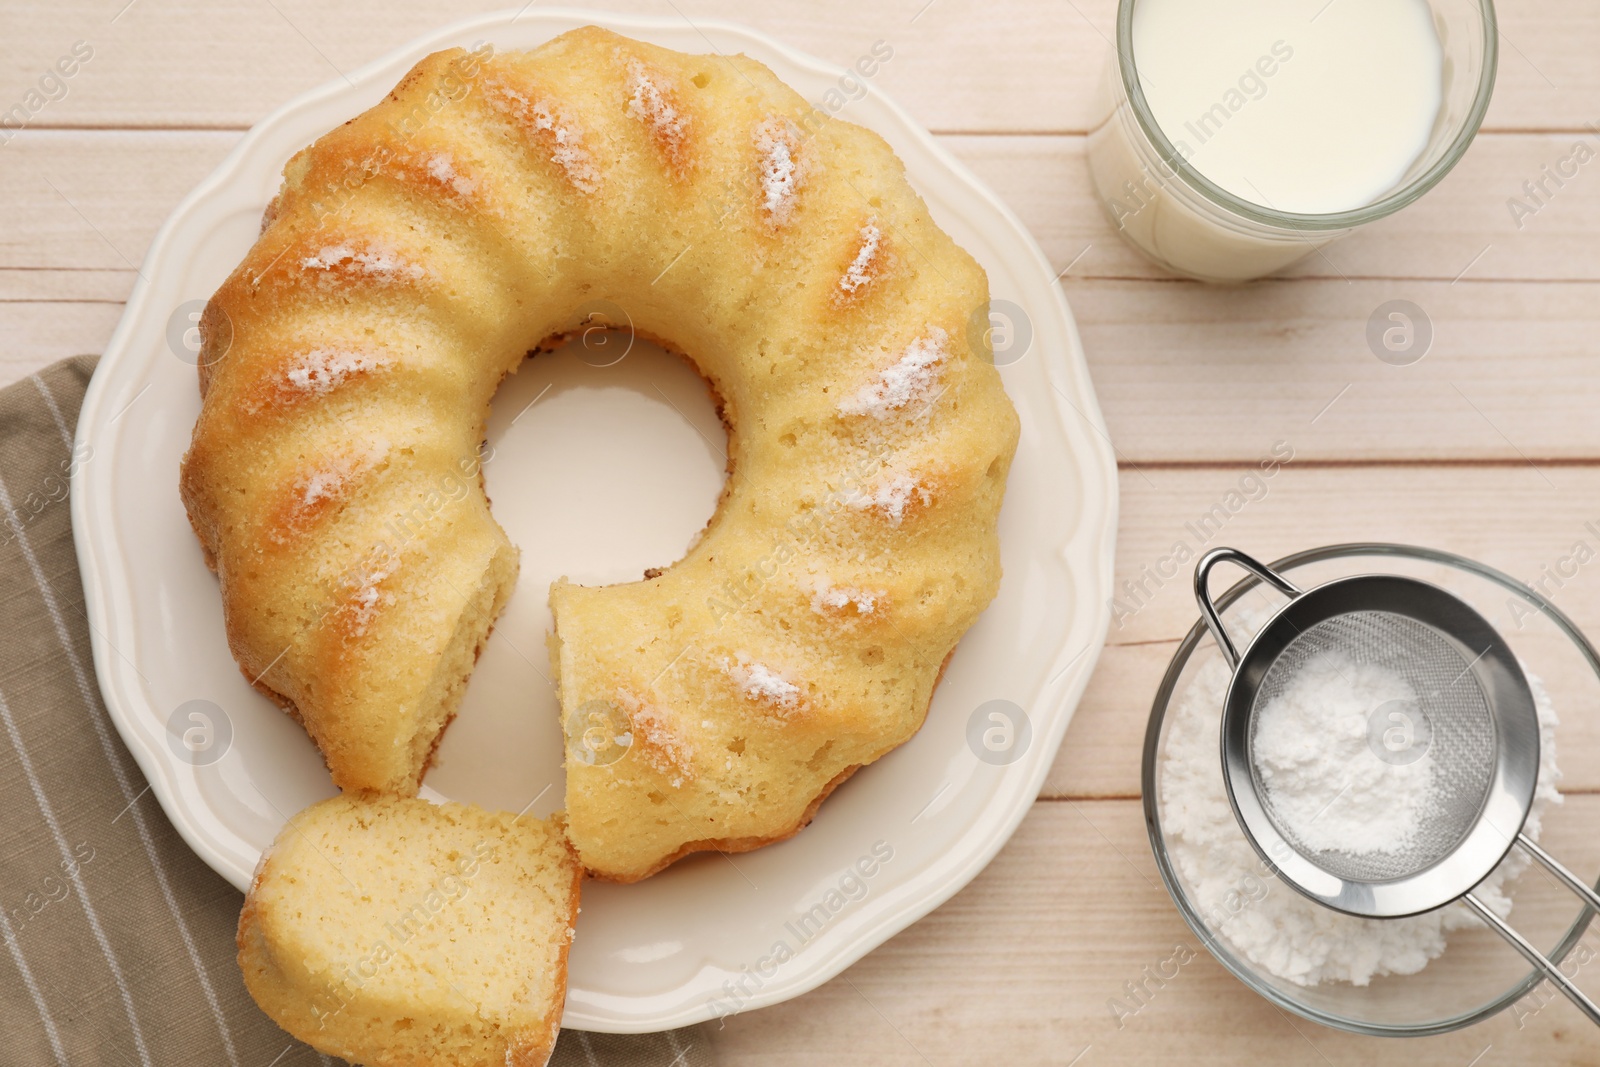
xmin=617 ymin=50 xmax=695 ymax=179
xmin=224 ymin=343 xmax=395 ymax=424
xmin=586 ymin=648 xmax=956 ymax=883
xmin=520 ymin=837 xmax=583 ymax=1062
xmin=587 ymin=761 xmax=863 ymax=884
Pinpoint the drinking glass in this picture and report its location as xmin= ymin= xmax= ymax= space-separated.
xmin=1086 ymin=0 xmax=1498 ymax=282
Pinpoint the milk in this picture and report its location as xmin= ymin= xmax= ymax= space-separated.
xmin=1135 ymin=0 xmax=1442 ymax=215
xmin=1087 ymin=0 xmax=1452 ymax=280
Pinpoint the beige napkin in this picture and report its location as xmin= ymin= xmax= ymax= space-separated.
xmin=0 ymin=355 xmax=715 ymax=1066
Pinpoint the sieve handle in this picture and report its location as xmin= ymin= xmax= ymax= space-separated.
xmin=1516 ymin=833 xmax=1600 ymax=917
xmin=1464 ymin=893 xmax=1600 ymax=1027
xmin=1193 ymin=548 xmax=1304 ymax=669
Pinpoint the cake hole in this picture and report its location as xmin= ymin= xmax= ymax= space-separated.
xmin=779 ymin=432 xmax=797 ymax=448
xmin=859 ymin=646 xmax=885 ymax=666
xmin=726 ymin=737 xmax=746 ymax=754
xmin=691 ymin=72 xmax=710 ymax=88
xmin=430 ymin=333 xmax=731 ymax=809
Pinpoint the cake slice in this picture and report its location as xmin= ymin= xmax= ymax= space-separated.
xmin=238 ymin=794 xmax=580 ymax=1067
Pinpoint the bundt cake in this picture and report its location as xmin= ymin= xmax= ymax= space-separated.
xmin=238 ymin=794 xmax=580 ymax=1067
xmin=179 ymin=27 xmax=1020 ymax=878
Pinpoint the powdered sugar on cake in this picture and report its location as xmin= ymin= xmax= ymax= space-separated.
xmin=840 ymin=329 xmax=948 ymax=418
xmin=616 ymin=690 xmax=695 ymax=786
xmin=486 ymin=82 xmax=601 ymax=194
xmin=341 ymin=549 xmax=401 ymax=639
xmin=852 ymin=471 xmax=931 ymax=526
xmin=275 ymin=447 xmax=385 ymax=543
xmin=725 ymin=657 xmax=802 ymax=715
xmin=298 ymin=468 xmax=346 ymax=512
xmin=529 ymin=100 xmax=600 ymax=193
xmin=811 ymin=581 xmax=878 ymax=617
xmin=624 ymin=58 xmax=688 ymax=168
xmin=423 ymin=152 xmax=479 ymax=198
xmin=839 ymin=220 xmax=883 ymax=296
xmin=754 ymin=118 xmax=804 ymax=226
xmin=300 ymin=242 xmax=428 ymax=285
xmin=283 ymin=348 xmax=391 ymax=398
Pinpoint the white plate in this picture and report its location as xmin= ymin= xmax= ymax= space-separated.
xmin=71 ymin=7 xmax=1118 ymax=1034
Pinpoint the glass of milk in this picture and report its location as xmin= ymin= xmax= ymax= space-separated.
xmin=1087 ymin=0 xmax=1497 ymax=282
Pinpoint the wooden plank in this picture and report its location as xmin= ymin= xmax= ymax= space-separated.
xmin=0 ymin=129 xmax=239 ymax=272
xmin=0 ymin=301 xmax=121 ymax=382
xmin=708 ymin=798 xmax=1600 ymax=1065
xmin=1046 ymin=464 xmax=1600 ymax=799
xmin=0 ymin=0 xmax=1593 ymax=135
xmin=0 ymin=268 xmax=133 ymax=303
xmin=0 ymin=129 xmax=232 ymax=382
xmin=1073 ymin=276 xmax=1600 ymax=463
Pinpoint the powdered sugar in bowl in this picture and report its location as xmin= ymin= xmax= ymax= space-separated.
xmin=1145 ymin=543 xmax=1600 ymax=1035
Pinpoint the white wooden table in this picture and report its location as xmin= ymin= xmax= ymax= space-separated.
xmin=6 ymin=1 xmax=1600 ymax=1062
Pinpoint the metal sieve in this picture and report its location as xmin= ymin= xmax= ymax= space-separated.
xmin=1195 ymin=547 xmax=1600 ymax=1026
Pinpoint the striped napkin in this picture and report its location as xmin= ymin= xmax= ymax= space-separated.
xmin=0 ymin=356 xmax=714 ymax=1066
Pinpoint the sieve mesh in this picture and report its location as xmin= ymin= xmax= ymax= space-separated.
xmin=1248 ymin=610 xmax=1498 ymax=883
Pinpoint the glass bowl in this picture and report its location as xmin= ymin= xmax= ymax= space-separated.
xmin=1143 ymin=543 xmax=1600 ymax=1036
